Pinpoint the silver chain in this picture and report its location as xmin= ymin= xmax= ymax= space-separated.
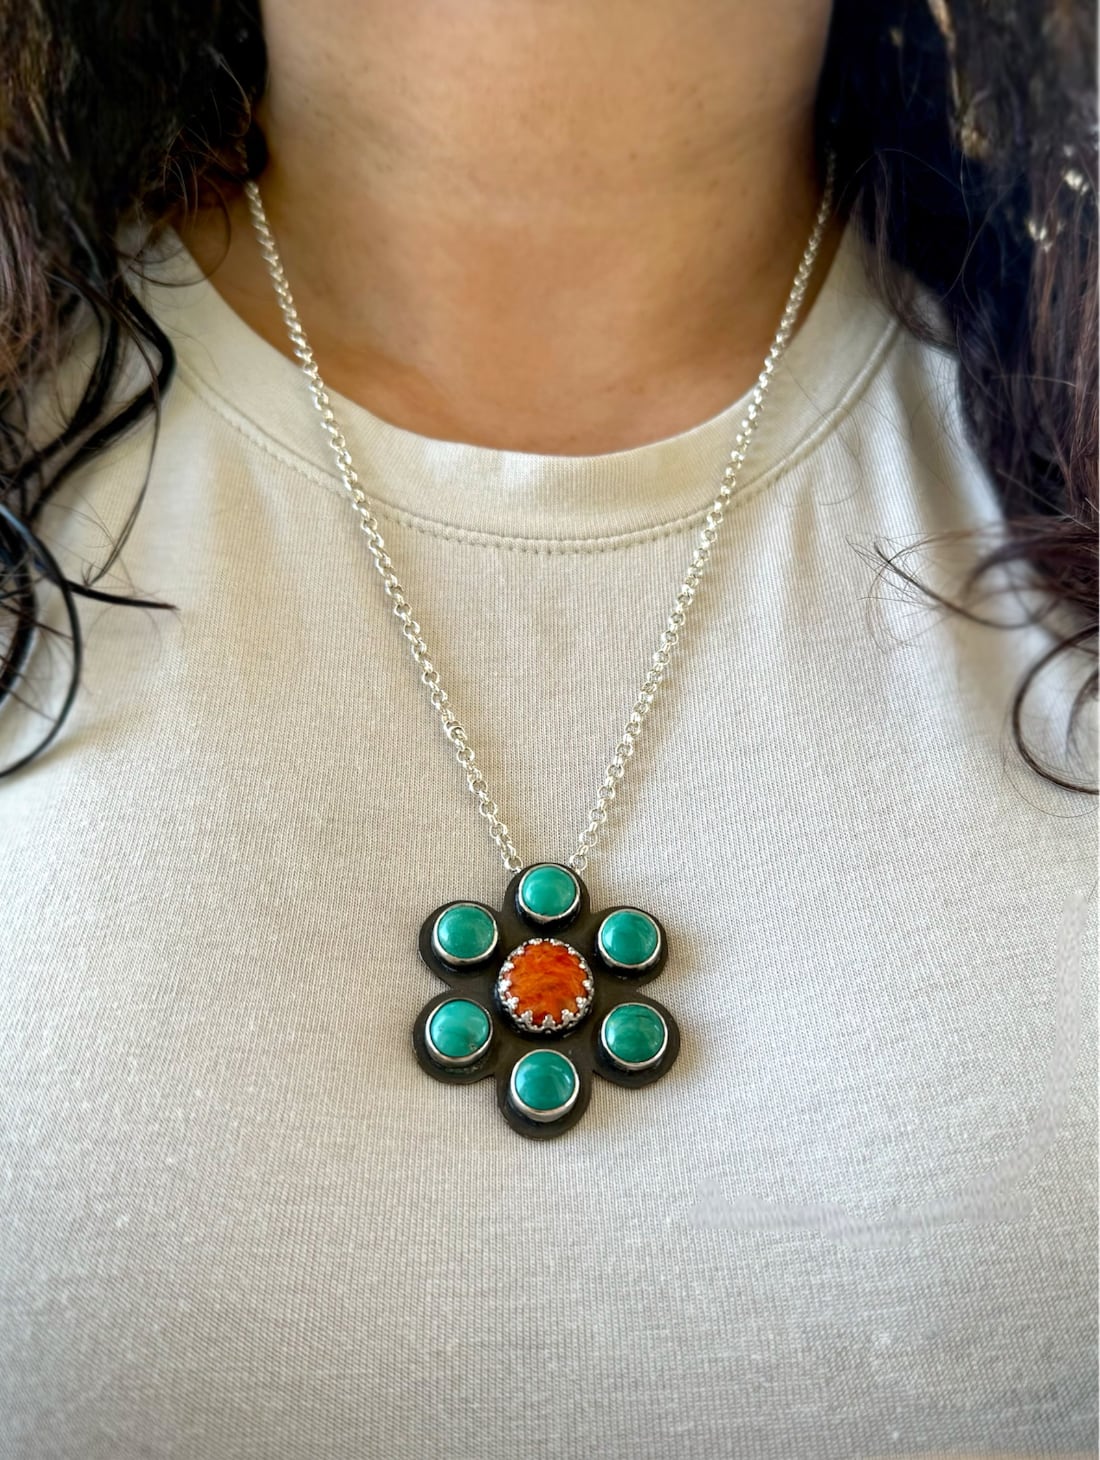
xmin=245 ymin=159 xmax=834 ymax=875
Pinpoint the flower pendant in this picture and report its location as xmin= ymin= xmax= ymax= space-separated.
xmin=412 ymin=863 xmax=680 ymax=1140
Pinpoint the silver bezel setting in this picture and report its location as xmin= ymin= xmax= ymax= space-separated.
xmin=596 ymin=910 xmax=663 ymax=972
xmin=599 ymin=1002 xmax=669 ymax=1071
xmin=496 ymin=938 xmax=595 ymax=1034
xmin=508 ymin=1050 xmax=580 ymax=1123
xmin=431 ymin=903 xmax=500 ymax=968
xmin=424 ymin=999 xmax=494 ymax=1068
xmin=515 ymin=864 xmax=581 ymax=925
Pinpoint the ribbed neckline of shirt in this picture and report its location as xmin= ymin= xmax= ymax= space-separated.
xmin=146 ymin=218 xmax=896 ymax=545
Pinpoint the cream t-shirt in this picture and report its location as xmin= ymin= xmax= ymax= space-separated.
xmin=2 ymin=223 xmax=1096 ymax=1459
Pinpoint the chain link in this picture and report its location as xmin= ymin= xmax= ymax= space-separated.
xmin=245 ymin=159 xmax=834 ymax=875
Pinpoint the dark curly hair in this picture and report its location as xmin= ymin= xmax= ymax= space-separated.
xmin=0 ymin=0 xmax=1096 ymax=786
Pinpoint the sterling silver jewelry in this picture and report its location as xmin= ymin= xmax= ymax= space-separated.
xmin=245 ymin=158 xmax=835 ymax=1139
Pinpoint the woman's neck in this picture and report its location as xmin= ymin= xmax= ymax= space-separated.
xmin=186 ymin=0 xmax=837 ymax=454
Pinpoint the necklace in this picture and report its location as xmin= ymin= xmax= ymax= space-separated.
xmin=245 ymin=163 xmax=835 ymax=1140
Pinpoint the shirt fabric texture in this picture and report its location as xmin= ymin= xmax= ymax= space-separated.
xmin=2 ymin=222 xmax=1097 ymax=1459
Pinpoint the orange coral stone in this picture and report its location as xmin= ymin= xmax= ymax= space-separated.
xmin=498 ymin=940 xmax=592 ymax=1031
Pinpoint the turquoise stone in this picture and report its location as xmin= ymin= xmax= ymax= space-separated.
xmin=509 ymin=1049 xmax=579 ymax=1122
xmin=433 ymin=903 xmax=498 ymax=965
xmin=517 ymin=864 xmax=579 ymax=923
xmin=600 ymin=1002 xmax=667 ymax=1070
xmin=426 ymin=999 xmax=492 ymax=1066
xmin=597 ymin=909 xmax=661 ymax=970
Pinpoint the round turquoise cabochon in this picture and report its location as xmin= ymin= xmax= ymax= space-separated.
xmin=517 ymin=864 xmax=579 ymax=922
xmin=597 ymin=909 xmax=661 ymax=969
xmin=600 ymin=1002 xmax=667 ymax=1070
xmin=509 ymin=1049 xmax=579 ymax=1122
xmin=432 ymin=903 xmax=498 ymax=965
xmin=427 ymin=999 xmax=492 ymax=1066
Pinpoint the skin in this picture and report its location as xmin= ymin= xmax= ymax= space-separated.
xmin=186 ymin=0 xmax=839 ymax=456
